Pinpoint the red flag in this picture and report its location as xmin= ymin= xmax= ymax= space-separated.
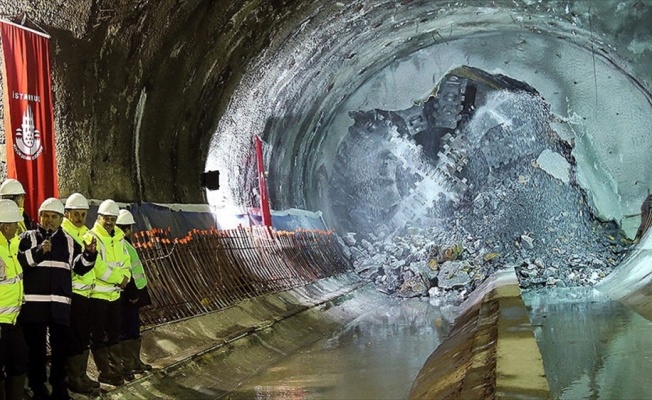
xmin=0 ymin=20 xmax=59 ymax=219
xmin=255 ymin=135 xmax=272 ymax=227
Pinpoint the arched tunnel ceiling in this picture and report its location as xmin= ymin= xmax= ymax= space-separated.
xmin=0 ymin=0 xmax=650 ymax=236
xmin=203 ymin=0 xmax=652 ymax=237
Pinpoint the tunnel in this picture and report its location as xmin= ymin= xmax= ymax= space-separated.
xmin=0 ymin=0 xmax=652 ymax=399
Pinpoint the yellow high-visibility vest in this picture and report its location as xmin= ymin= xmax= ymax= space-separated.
xmin=125 ymin=241 xmax=147 ymax=289
xmin=17 ymin=207 xmax=27 ymax=234
xmin=62 ymin=218 xmax=95 ymax=297
xmin=84 ymin=223 xmax=131 ymax=302
xmin=0 ymin=233 xmax=23 ymax=324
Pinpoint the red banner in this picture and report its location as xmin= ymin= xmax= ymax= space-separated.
xmin=1 ymin=20 xmax=59 ymax=218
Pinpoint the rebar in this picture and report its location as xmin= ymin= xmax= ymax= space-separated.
xmin=137 ymin=226 xmax=351 ymax=327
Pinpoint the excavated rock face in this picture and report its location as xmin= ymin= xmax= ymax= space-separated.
xmin=0 ymin=1 xmax=650 ymax=235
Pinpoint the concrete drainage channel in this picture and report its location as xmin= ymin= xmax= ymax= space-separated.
xmin=409 ymin=268 xmax=549 ymax=399
xmin=409 ymin=252 xmax=652 ymax=399
xmin=88 ymin=269 xmax=555 ymax=399
xmin=86 ymin=268 xmax=549 ymax=400
xmin=73 ymin=237 xmax=652 ymax=399
xmin=98 ymin=272 xmax=376 ymax=399
xmin=89 ymin=263 xmax=652 ymax=400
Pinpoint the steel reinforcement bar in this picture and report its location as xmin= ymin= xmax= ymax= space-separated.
xmin=132 ymin=227 xmax=351 ymax=327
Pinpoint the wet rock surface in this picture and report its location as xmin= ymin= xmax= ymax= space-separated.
xmin=342 ymin=214 xmax=628 ymax=299
xmin=337 ymin=67 xmax=632 ymax=299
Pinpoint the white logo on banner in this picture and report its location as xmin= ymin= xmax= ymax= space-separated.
xmin=14 ymin=105 xmax=43 ymax=160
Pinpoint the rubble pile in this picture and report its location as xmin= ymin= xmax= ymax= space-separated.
xmin=338 ymin=205 xmax=630 ymax=300
xmin=332 ymin=66 xmax=634 ymax=299
xmin=334 ymin=111 xmax=632 ymax=300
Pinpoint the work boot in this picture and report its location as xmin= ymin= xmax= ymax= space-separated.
xmin=130 ymin=338 xmax=153 ymax=374
xmin=29 ymin=382 xmax=49 ymax=400
xmin=119 ymin=340 xmax=137 ymax=374
xmin=92 ymin=347 xmax=123 ymax=386
xmin=80 ymin=350 xmax=100 ymax=389
xmin=4 ymin=374 xmax=26 ymax=400
xmin=108 ymin=343 xmax=134 ymax=382
xmin=65 ymin=353 xmax=96 ymax=394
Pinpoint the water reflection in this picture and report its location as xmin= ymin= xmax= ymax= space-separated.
xmin=226 ymin=298 xmax=455 ymax=400
xmin=523 ymin=287 xmax=652 ymax=400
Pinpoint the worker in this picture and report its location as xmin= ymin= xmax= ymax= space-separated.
xmin=17 ymin=198 xmax=97 ymax=400
xmin=0 ymin=199 xmax=28 ymax=400
xmin=61 ymin=193 xmax=100 ymax=394
xmin=0 ymin=178 xmax=34 ymax=234
xmin=85 ymin=199 xmax=130 ymax=386
xmin=116 ymin=209 xmax=152 ymax=376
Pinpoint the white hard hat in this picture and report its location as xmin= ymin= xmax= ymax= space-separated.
xmin=64 ymin=193 xmax=89 ymax=210
xmin=0 ymin=179 xmax=26 ymax=196
xmin=116 ymin=209 xmax=136 ymax=225
xmin=98 ymin=199 xmax=120 ymax=217
xmin=0 ymin=199 xmax=23 ymax=223
xmin=38 ymin=197 xmax=65 ymax=215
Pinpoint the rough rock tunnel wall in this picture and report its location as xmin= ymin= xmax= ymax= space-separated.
xmin=0 ymin=0 xmax=650 ymax=240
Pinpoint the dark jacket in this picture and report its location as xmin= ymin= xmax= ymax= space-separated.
xmin=17 ymin=226 xmax=97 ymax=325
xmin=23 ymin=212 xmax=35 ymax=231
xmin=122 ymin=280 xmax=151 ymax=309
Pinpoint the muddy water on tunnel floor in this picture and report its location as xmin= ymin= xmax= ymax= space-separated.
xmin=524 ymin=287 xmax=652 ymax=400
xmin=223 ymin=297 xmax=457 ymax=400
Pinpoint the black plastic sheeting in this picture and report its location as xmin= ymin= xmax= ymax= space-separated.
xmin=85 ymin=202 xmax=327 ymax=238
xmin=129 ymin=203 xmax=217 ymax=236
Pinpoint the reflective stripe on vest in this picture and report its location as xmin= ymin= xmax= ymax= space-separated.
xmin=91 ymin=285 xmax=121 ymax=293
xmin=87 ymin=227 xmax=130 ymax=302
xmin=0 ymin=236 xmax=23 ymax=325
xmin=0 ymin=272 xmax=23 ymax=285
xmin=24 ymin=294 xmax=72 ymax=304
xmin=0 ymin=306 xmax=21 ymax=315
xmin=132 ymin=271 xmax=146 ymax=282
xmin=72 ymin=272 xmax=95 ymax=297
xmin=63 ymin=220 xmax=96 ymax=297
xmin=72 ymin=282 xmax=94 ymax=291
xmin=37 ymin=260 xmax=71 ymax=270
xmin=100 ymin=262 xmax=122 ymax=281
xmin=88 ymin=231 xmax=120 ymax=281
